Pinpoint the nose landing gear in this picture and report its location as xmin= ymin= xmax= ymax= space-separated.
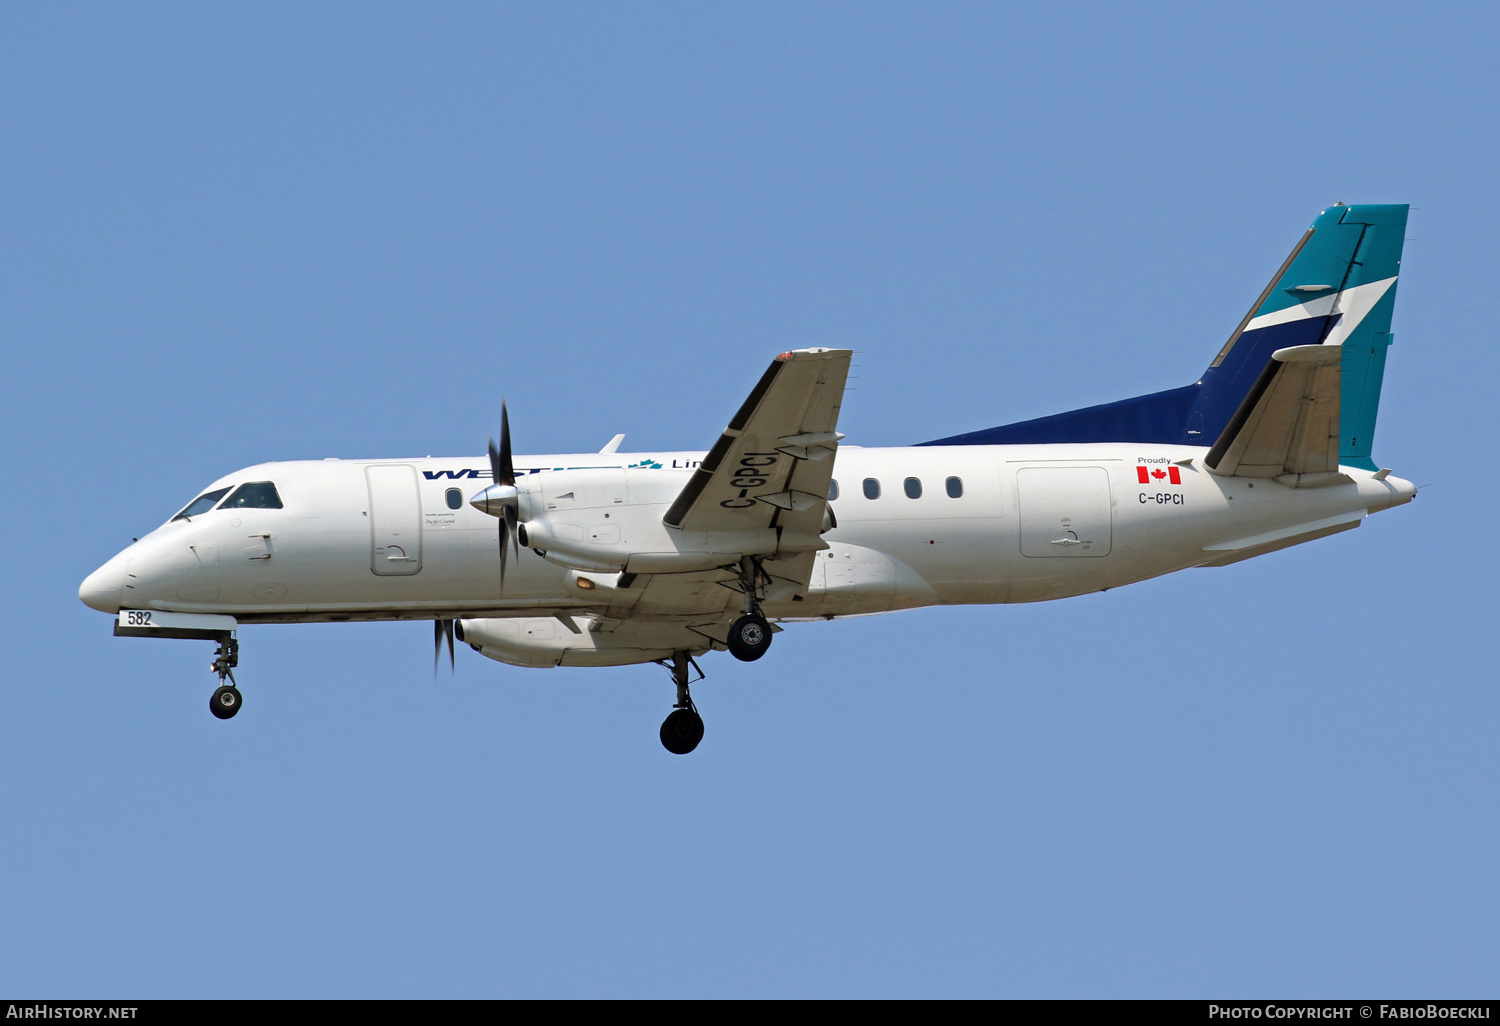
xmin=208 ymin=635 xmax=242 ymax=720
xmin=657 ymin=651 xmax=705 ymax=755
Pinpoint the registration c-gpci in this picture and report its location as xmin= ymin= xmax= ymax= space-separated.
xmin=719 ymin=452 xmax=780 ymax=509
xmin=1140 ymin=492 xmax=1184 ymax=505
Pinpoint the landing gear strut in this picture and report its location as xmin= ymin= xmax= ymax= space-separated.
xmin=658 ymin=651 xmax=705 ymax=755
xmin=209 ymin=634 xmax=242 ymax=720
xmin=727 ymin=555 xmax=773 ymax=662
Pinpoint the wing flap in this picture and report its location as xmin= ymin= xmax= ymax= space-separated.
xmin=606 ymin=568 xmax=736 ymax=620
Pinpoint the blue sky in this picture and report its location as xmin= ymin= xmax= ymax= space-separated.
xmin=2 ymin=2 xmax=1496 ymax=997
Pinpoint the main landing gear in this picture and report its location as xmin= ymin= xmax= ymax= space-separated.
xmin=658 ymin=651 xmax=705 ymax=755
xmin=727 ymin=556 xmax=773 ymax=663
xmin=208 ymin=634 xmax=242 ymax=720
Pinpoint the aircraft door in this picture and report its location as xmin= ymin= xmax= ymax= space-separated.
xmin=366 ymin=465 xmax=423 ymax=575
xmin=1017 ymin=466 xmax=1112 ymax=557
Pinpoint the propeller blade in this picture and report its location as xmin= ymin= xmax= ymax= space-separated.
xmin=489 ymin=401 xmax=518 ymax=588
xmin=434 ymin=619 xmax=457 ymax=676
xmin=498 ymin=400 xmax=515 ymax=486
xmin=488 ymin=436 xmax=503 ymax=491
xmin=504 ymin=503 xmax=519 ymax=558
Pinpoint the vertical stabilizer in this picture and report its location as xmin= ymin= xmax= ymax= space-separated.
xmin=1202 ymin=203 xmax=1406 ymax=469
xmin=920 ymin=203 xmax=1408 ymax=466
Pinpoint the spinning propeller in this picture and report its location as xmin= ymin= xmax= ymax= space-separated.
xmin=436 ymin=403 xmax=522 ymax=676
xmin=469 ymin=400 xmax=522 ymax=586
xmin=434 ymin=618 xmax=455 ymax=676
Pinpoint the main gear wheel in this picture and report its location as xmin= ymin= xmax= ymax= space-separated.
xmin=727 ymin=613 xmax=772 ymax=662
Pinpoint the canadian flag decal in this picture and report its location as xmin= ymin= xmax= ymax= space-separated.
xmin=1137 ymin=466 xmax=1181 ymax=485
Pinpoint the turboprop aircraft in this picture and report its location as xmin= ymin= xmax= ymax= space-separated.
xmin=80 ymin=203 xmax=1417 ymax=754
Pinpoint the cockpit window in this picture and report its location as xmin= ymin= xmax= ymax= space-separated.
xmin=172 ymin=487 xmax=231 ymax=521
xmin=218 ymin=481 xmax=284 ymax=510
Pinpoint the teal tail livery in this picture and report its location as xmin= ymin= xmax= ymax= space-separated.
xmin=921 ymin=203 xmax=1407 ymax=470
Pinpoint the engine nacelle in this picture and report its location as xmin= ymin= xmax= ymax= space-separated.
xmin=512 ymin=465 xmax=790 ymax=574
xmin=458 ymin=616 xmax=710 ymax=668
xmin=520 ymin=517 xmax=780 ymax=574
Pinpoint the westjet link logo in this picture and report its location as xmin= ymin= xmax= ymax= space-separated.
xmin=422 ymin=469 xmax=544 ymax=480
xmin=422 ymin=459 xmax=664 ymax=481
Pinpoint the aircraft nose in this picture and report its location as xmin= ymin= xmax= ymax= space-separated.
xmin=79 ymin=554 xmax=127 ymax=614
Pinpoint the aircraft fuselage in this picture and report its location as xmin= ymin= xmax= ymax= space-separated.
xmin=80 ymin=443 xmax=1415 ymax=626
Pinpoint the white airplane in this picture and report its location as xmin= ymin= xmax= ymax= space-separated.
xmin=81 ymin=203 xmax=1417 ymax=754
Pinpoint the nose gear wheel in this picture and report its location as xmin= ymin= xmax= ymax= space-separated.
xmin=208 ymin=634 xmax=242 ymax=720
xmin=210 ymin=684 xmax=242 ymax=719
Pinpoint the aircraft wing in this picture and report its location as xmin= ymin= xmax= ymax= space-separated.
xmin=663 ymin=348 xmax=852 ymax=547
xmin=1204 ymin=344 xmax=1349 ymax=487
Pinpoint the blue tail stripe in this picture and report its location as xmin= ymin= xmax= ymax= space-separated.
xmin=921 ymin=384 xmax=1201 ymax=448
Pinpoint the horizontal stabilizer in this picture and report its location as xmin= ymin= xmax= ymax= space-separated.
xmin=1205 ymin=344 xmax=1347 ymax=486
xmin=1198 ymin=511 xmax=1364 ymax=567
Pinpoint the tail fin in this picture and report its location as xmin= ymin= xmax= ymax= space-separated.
xmin=1203 ymin=203 xmax=1406 ymax=469
xmin=920 ymin=203 xmax=1407 ymax=467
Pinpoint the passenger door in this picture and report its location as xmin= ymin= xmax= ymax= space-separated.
xmin=367 ymin=465 xmax=423 ymax=575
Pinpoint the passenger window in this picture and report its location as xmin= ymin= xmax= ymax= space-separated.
xmin=172 ymin=487 xmax=231 ymax=521
xmin=218 ymin=481 xmax=284 ymax=510
xmin=946 ymin=476 xmax=963 ymax=498
xmin=863 ymin=478 xmax=880 ymax=500
xmin=446 ymin=488 xmax=463 ymax=510
xmin=828 ymin=480 xmax=840 ymax=501
xmin=904 ymin=477 xmax=922 ymax=499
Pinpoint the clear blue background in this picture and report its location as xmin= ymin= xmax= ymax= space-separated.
xmin=1 ymin=1 xmax=1494 ymax=998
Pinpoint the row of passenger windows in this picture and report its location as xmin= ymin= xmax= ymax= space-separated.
xmin=172 ymin=481 xmax=283 ymax=520
xmin=175 ymin=476 xmax=962 ymax=520
xmin=828 ymin=476 xmax=962 ymax=501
